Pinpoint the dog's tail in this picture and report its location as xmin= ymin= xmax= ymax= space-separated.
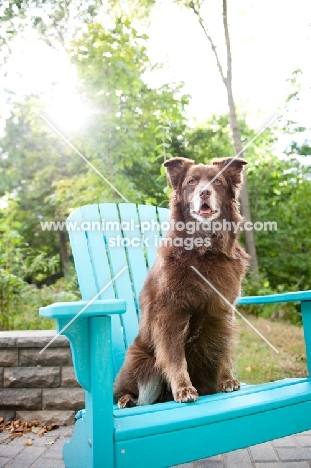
xmin=137 ymin=370 xmax=172 ymax=405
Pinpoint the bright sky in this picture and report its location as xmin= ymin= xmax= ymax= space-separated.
xmin=1 ymin=0 xmax=310 ymax=137
xmin=147 ymin=0 xmax=311 ymax=130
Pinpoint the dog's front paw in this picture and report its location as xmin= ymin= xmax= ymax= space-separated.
xmin=117 ymin=393 xmax=137 ymax=409
xmin=218 ymin=378 xmax=240 ymax=393
xmin=174 ymin=385 xmax=199 ymax=403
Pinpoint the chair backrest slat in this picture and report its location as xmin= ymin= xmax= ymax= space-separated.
xmin=98 ymin=204 xmax=139 ymax=351
xmin=137 ymin=205 xmax=159 ymax=270
xmin=118 ymin=204 xmax=148 ymax=308
xmin=157 ymin=207 xmax=170 ymax=238
xmin=81 ymin=205 xmax=115 ymax=299
xmin=67 ymin=207 xmax=101 ymax=300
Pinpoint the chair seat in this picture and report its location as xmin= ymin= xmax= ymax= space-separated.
xmin=112 ymin=378 xmax=311 ymax=468
xmin=114 ymin=378 xmax=311 ymax=441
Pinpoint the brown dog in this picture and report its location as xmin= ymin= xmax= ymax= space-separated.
xmin=114 ymin=157 xmax=249 ymax=407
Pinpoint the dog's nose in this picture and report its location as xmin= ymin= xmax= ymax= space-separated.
xmin=199 ymin=189 xmax=211 ymax=198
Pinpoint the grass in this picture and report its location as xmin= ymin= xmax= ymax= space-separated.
xmin=3 ymin=298 xmax=308 ymax=386
xmin=236 ymin=313 xmax=308 ymax=384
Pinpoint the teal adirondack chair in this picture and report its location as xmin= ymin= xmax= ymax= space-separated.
xmin=40 ymin=203 xmax=311 ymax=468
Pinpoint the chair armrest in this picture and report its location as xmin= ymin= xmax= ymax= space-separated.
xmin=39 ymin=299 xmax=126 ymax=319
xmin=237 ymin=291 xmax=311 ymax=306
xmin=38 ymin=300 xmax=126 ymax=391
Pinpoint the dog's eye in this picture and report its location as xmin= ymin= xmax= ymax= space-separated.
xmin=213 ymin=178 xmax=221 ymax=186
xmin=187 ymin=178 xmax=196 ymax=185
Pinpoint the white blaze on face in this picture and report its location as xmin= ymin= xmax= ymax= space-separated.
xmin=209 ymin=188 xmax=219 ymax=213
xmin=190 ymin=182 xmax=220 ymax=222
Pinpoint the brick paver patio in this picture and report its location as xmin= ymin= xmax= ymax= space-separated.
xmin=1 ymin=427 xmax=311 ymax=467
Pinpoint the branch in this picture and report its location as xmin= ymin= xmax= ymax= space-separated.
xmin=189 ymin=1 xmax=227 ymax=86
xmin=222 ymin=0 xmax=232 ymax=87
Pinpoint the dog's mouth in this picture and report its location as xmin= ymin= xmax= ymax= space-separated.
xmin=194 ymin=203 xmax=218 ymax=218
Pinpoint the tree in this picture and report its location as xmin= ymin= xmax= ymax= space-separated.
xmin=0 ymin=95 xmax=94 ymax=274
xmin=246 ymin=155 xmax=311 ymax=291
xmin=182 ymin=0 xmax=258 ymax=273
xmin=0 ymin=17 xmax=189 ymax=281
xmin=0 ymin=196 xmax=60 ymax=329
xmin=175 ymin=114 xmax=311 ymax=293
xmin=65 ymin=19 xmax=189 ymax=205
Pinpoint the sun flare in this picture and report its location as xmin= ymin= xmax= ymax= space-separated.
xmin=45 ymin=90 xmax=91 ymax=133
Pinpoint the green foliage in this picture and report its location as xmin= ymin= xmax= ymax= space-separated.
xmin=0 ymin=195 xmax=69 ymax=330
xmin=287 ymin=140 xmax=311 ymax=156
xmin=5 ymin=277 xmax=80 ymax=331
xmin=247 ymin=155 xmax=311 ymax=292
xmin=0 ymin=98 xmax=75 ymax=261
xmin=170 ymin=113 xmax=276 ymax=166
xmin=241 ymin=273 xmax=301 ymax=325
xmin=0 ymin=0 xmax=104 ymax=56
xmin=65 ymin=20 xmax=189 ymax=206
xmin=0 ymin=19 xmax=189 ymax=278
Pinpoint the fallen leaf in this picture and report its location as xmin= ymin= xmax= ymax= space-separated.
xmin=31 ymin=427 xmax=39 ymax=434
xmin=9 ymin=432 xmax=23 ymax=437
xmin=0 ymin=417 xmax=4 ymax=424
xmin=245 ymin=366 xmax=252 ymax=372
xmin=14 ymin=426 xmax=25 ymax=433
xmin=46 ymin=424 xmax=59 ymax=431
xmin=38 ymin=428 xmax=46 ymax=437
xmin=25 ymin=439 xmax=33 ymax=446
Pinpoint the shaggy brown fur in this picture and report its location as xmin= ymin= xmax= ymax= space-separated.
xmin=114 ymin=157 xmax=249 ymax=407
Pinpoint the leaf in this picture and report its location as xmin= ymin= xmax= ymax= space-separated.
xmin=14 ymin=426 xmax=25 ymax=432
xmin=31 ymin=427 xmax=39 ymax=434
xmin=38 ymin=428 xmax=46 ymax=437
xmin=25 ymin=439 xmax=33 ymax=446
xmin=160 ymin=165 xmax=166 ymax=176
xmin=46 ymin=423 xmax=59 ymax=431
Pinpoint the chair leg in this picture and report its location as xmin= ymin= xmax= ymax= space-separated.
xmin=63 ymin=415 xmax=91 ymax=468
xmin=302 ymin=301 xmax=311 ymax=376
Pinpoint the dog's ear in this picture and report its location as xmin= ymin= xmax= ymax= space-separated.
xmin=163 ymin=157 xmax=195 ymax=190
xmin=211 ymin=157 xmax=247 ymax=192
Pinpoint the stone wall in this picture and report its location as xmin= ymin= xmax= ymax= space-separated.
xmin=0 ymin=331 xmax=85 ymax=425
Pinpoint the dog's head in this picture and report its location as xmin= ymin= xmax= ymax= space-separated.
xmin=163 ymin=157 xmax=247 ymax=223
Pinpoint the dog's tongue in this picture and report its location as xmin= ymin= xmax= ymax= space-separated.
xmin=199 ymin=205 xmax=212 ymax=216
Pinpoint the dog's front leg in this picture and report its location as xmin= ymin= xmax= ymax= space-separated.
xmin=153 ymin=319 xmax=199 ymax=403
xmin=217 ymin=358 xmax=240 ymax=393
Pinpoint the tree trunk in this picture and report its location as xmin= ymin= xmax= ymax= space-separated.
xmin=189 ymin=0 xmax=259 ymax=274
xmin=226 ymin=82 xmax=259 ymax=273
xmin=222 ymin=0 xmax=258 ymax=274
